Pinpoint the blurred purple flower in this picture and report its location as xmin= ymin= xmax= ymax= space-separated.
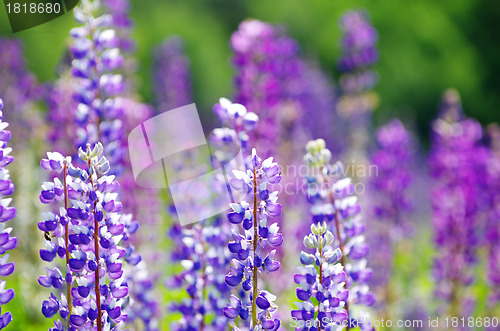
xmin=429 ymin=89 xmax=484 ymax=317
xmin=0 ymin=38 xmax=43 ymax=146
xmin=336 ymin=10 xmax=379 ymax=162
xmin=223 ymin=148 xmax=283 ymax=330
xmin=483 ymin=124 xmax=500 ymax=316
xmin=153 ymin=37 xmax=192 ymax=113
xmin=368 ymin=119 xmax=414 ymax=295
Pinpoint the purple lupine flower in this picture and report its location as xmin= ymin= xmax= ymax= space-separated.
xmin=429 ymin=89 xmax=484 ymax=317
xmin=304 ymin=139 xmax=375 ymax=329
xmin=38 ymin=143 xmax=129 ymax=330
xmin=167 ymin=98 xmax=258 ymax=330
xmin=0 ymin=38 xmax=43 ymax=146
xmin=368 ymin=119 xmax=414 ymax=297
xmin=70 ymin=0 xmax=125 ymax=175
xmin=116 ymin=97 xmax=159 ymax=245
xmin=299 ymin=65 xmax=343 ymax=156
xmin=223 ymin=148 xmax=283 ymax=330
xmin=102 ymin=0 xmax=135 ymax=53
xmin=336 ymin=10 xmax=379 ymax=161
xmin=71 ymin=3 xmax=160 ymax=326
xmin=210 ymin=97 xmax=259 ymax=156
xmin=153 ymin=37 xmax=192 ymax=113
xmin=485 ymin=124 xmax=500 ymax=321
xmin=0 ymin=99 xmax=16 ymax=330
xmin=231 ymin=19 xmax=305 ymax=158
xmin=337 ymin=10 xmax=378 ymax=74
xmin=46 ymin=72 xmax=79 ymax=156
xmin=291 ymin=223 xmax=348 ymax=330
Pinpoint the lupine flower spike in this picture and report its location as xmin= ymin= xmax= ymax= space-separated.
xmin=0 ymin=99 xmax=17 ymax=330
xmin=231 ymin=20 xmax=304 ymax=158
xmin=304 ymin=139 xmax=375 ymax=330
xmin=429 ymin=89 xmax=483 ymax=317
xmin=168 ymin=98 xmax=258 ymax=330
xmin=485 ymin=124 xmax=500 ymax=324
xmin=38 ymin=143 xmax=129 ymax=330
xmin=223 ymin=148 xmax=283 ymax=331
xmin=291 ymin=223 xmax=348 ymax=331
xmin=153 ymin=37 xmax=192 ymax=113
xmin=337 ymin=10 xmax=379 ymax=162
xmin=369 ymin=119 xmax=414 ymax=309
xmin=71 ymin=0 xmax=125 ymax=174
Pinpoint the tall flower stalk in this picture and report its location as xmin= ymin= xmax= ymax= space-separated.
xmin=0 ymin=99 xmax=17 ymax=330
xmin=70 ymin=2 xmax=159 ymax=328
xmin=38 ymin=143 xmax=129 ymax=330
xmin=336 ymin=10 xmax=379 ymax=163
xmin=369 ymin=119 xmax=414 ymax=313
xmin=71 ymin=0 xmax=125 ymax=174
xmin=291 ymin=223 xmax=348 ymax=330
xmin=485 ymin=124 xmax=500 ymax=320
xmin=168 ymin=98 xmax=258 ymax=330
xmin=223 ymin=148 xmax=283 ymax=330
xmin=429 ymin=89 xmax=483 ymax=317
xmin=304 ymin=139 xmax=375 ymax=329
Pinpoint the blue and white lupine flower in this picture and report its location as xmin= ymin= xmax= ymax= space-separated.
xmin=304 ymin=139 xmax=375 ymax=330
xmin=223 ymin=149 xmax=283 ymax=331
xmin=291 ymin=223 xmax=348 ymax=331
xmin=38 ymin=143 xmax=129 ymax=330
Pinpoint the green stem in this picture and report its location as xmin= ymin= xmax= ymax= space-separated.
xmin=318 ymin=236 xmax=323 ymax=331
xmin=252 ymin=167 xmax=259 ymax=328
xmin=88 ymin=158 xmax=102 ymax=331
xmin=63 ymin=161 xmax=72 ymax=327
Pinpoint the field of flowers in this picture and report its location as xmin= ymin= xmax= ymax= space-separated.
xmin=0 ymin=0 xmax=499 ymax=330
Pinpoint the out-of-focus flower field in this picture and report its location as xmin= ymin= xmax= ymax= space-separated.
xmin=0 ymin=0 xmax=499 ymax=330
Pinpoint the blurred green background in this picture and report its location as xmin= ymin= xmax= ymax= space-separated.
xmin=1 ymin=0 xmax=500 ymax=138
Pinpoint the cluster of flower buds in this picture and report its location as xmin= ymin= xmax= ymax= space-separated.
xmin=291 ymin=223 xmax=348 ymax=330
xmin=223 ymin=149 xmax=283 ymax=331
xmin=211 ymin=97 xmax=259 ymax=155
xmin=304 ymin=139 xmax=375 ymax=328
xmin=0 ymin=100 xmax=16 ymax=330
xmin=38 ymin=143 xmax=129 ymax=330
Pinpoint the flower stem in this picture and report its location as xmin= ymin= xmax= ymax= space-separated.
xmin=321 ymin=168 xmax=350 ymax=329
xmin=252 ymin=166 xmax=258 ymax=328
xmin=63 ymin=161 xmax=72 ymax=326
xmin=318 ymin=236 xmax=323 ymax=331
xmin=89 ymin=158 xmax=102 ymax=331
